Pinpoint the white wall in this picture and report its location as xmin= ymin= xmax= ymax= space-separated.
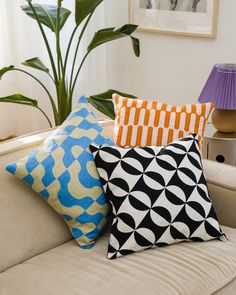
xmin=104 ymin=0 xmax=236 ymax=105
xmin=0 ymin=0 xmax=107 ymax=137
xmin=1 ymin=1 xmax=235 ymax=137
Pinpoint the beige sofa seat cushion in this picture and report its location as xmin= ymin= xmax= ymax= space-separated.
xmin=0 ymin=147 xmax=72 ymax=273
xmin=0 ymin=121 xmax=115 ymax=272
xmin=1 ymin=226 xmax=236 ymax=295
xmin=213 ymin=278 xmax=236 ymax=295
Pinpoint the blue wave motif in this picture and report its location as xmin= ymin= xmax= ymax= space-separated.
xmin=58 ymin=170 xmax=95 ymax=209
xmin=5 ymin=95 xmax=114 ymax=248
xmin=86 ymin=228 xmax=100 ymax=240
xmin=78 ymin=149 xmax=102 ymax=189
xmin=26 ymin=150 xmax=39 ymax=173
xmin=6 ymin=162 xmax=17 ymax=174
xmin=41 ymin=155 xmax=56 ymax=187
xmin=39 ymin=189 xmax=49 ymax=200
xmin=23 ymin=174 xmax=34 ymax=186
xmin=76 ymin=212 xmax=104 ymax=226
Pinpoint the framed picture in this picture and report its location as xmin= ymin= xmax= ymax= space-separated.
xmin=129 ymin=0 xmax=219 ymax=38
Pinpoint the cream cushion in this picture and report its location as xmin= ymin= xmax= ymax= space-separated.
xmin=0 ymin=146 xmax=72 ymax=273
xmin=1 ymin=121 xmax=236 ymax=295
xmin=0 ymin=122 xmax=114 ymax=272
xmin=0 ymin=226 xmax=236 ymax=295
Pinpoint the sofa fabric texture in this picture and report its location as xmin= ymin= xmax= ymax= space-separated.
xmin=113 ymin=94 xmax=213 ymax=147
xmin=1 ymin=121 xmax=236 ymax=295
xmin=91 ymin=135 xmax=223 ymax=259
xmin=5 ymin=96 xmax=114 ymax=248
xmin=0 ymin=226 xmax=236 ymax=295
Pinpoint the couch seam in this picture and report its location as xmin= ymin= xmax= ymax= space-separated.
xmin=211 ymin=275 xmax=236 ymax=294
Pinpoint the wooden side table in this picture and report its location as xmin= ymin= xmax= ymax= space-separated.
xmin=202 ymin=123 xmax=236 ymax=166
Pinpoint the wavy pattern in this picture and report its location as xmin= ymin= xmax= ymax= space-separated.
xmin=6 ymin=96 xmax=114 ymax=248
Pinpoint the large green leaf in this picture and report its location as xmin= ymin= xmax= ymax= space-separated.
xmin=22 ymin=57 xmax=49 ymax=73
xmin=116 ymin=24 xmax=139 ymax=35
xmin=0 ymin=94 xmax=52 ymax=127
xmin=58 ymin=76 xmax=70 ymax=124
xmin=0 ymin=94 xmax=38 ymax=107
xmin=87 ymin=25 xmax=140 ymax=57
xmin=88 ymin=97 xmax=115 ymax=119
xmin=88 ymin=89 xmax=136 ymax=119
xmin=0 ymin=66 xmax=15 ymax=80
xmin=21 ymin=4 xmax=71 ymax=32
xmin=131 ymin=37 xmax=140 ymax=58
xmin=75 ymin=0 xmax=103 ymax=26
xmin=91 ymin=89 xmax=136 ymax=100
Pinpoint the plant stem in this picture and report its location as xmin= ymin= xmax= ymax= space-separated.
xmin=27 ymin=1 xmax=59 ymax=85
xmin=56 ymin=1 xmax=63 ymax=78
xmin=13 ymin=68 xmax=58 ymax=125
xmin=63 ymin=26 xmax=79 ymax=76
xmin=70 ymin=52 xmax=90 ymax=99
xmin=48 ymin=72 xmax=56 ymax=84
xmin=68 ymin=12 xmax=94 ymax=93
xmin=36 ymin=106 xmax=53 ymax=127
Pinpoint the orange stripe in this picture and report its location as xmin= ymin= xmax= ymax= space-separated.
xmin=124 ymin=107 xmax=131 ymax=125
xmin=152 ymin=101 xmax=158 ymax=109
xmin=144 ymin=110 xmax=150 ymax=126
xmin=126 ymin=125 xmax=133 ymax=147
xmin=157 ymin=128 xmax=163 ymax=146
xmin=178 ymin=130 xmax=184 ymax=139
xmin=201 ymin=103 xmax=206 ymax=117
xmin=181 ymin=105 xmax=186 ymax=112
xmin=116 ymin=125 xmax=123 ymax=146
xmin=114 ymin=95 xmax=213 ymax=148
xmin=134 ymin=108 xmax=141 ymax=125
xmin=161 ymin=104 xmax=168 ymax=111
xmin=191 ymin=104 xmax=197 ymax=114
xmin=136 ymin=126 xmax=143 ymax=146
xmin=194 ymin=115 xmax=201 ymax=134
xmin=114 ymin=94 xmax=120 ymax=106
xmin=131 ymin=99 xmax=137 ymax=108
xmin=164 ymin=111 xmax=171 ymax=128
xmin=147 ymin=127 xmax=153 ymax=146
xmin=174 ymin=112 xmax=181 ymax=129
xmin=167 ymin=129 xmax=174 ymax=144
xmin=154 ymin=111 xmax=160 ymax=127
xmin=142 ymin=100 xmax=148 ymax=109
xmin=184 ymin=113 xmax=191 ymax=132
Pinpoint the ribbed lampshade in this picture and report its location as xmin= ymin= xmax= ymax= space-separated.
xmin=198 ymin=64 xmax=236 ymax=110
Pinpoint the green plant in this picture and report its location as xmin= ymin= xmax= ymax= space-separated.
xmin=0 ymin=0 xmax=140 ymax=127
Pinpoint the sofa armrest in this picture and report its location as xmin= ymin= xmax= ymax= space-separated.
xmin=203 ymin=159 xmax=236 ymax=229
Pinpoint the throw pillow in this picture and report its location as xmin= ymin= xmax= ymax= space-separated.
xmin=113 ymin=94 xmax=213 ymax=147
xmin=90 ymin=135 xmax=224 ymax=259
xmin=6 ymin=96 xmax=114 ymax=249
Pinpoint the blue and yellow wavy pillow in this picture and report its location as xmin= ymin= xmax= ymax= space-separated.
xmin=6 ymin=96 xmax=114 ymax=248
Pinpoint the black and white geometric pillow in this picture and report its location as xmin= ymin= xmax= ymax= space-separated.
xmin=90 ymin=135 xmax=224 ymax=259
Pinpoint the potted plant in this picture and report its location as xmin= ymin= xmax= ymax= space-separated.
xmin=0 ymin=0 xmax=139 ymax=127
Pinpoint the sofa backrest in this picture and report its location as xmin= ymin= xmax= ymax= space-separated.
xmin=0 ymin=121 xmax=115 ymax=272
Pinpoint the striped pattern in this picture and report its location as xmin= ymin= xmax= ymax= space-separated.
xmin=113 ymin=94 xmax=213 ymax=147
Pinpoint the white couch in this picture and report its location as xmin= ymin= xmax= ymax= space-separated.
xmin=1 ymin=121 xmax=236 ymax=295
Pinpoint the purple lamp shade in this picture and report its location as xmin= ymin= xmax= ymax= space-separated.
xmin=198 ymin=64 xmax=236 ymax=110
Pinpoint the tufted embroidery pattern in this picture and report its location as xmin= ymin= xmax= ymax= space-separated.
xmin=6 ymin=96 xmax=114 ymax=248
xmin=113 ymin=94 xmax=213 ymax=147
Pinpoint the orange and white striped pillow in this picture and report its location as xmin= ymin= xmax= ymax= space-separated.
xmin=113 ymin=94 xmax=213 ymax=147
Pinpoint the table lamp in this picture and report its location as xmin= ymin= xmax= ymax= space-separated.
xmin=199 ymin=64 xmax=236 ymax=133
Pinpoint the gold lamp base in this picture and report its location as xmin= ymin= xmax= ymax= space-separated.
xmin=212 ymin=109 xmax=236 ymax=134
